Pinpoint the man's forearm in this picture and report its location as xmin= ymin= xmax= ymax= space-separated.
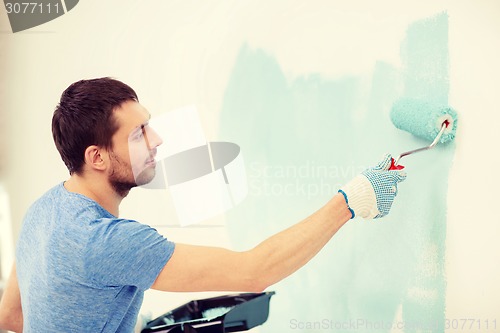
xmin=0 ymin=318 xmax=22 ymax=333
xmin=152 ymin=193 xmax=352 ymax=293
xmin=0 ymin=263 xmax=23 ymax=333
xmin=247 ymin=193 xmax=351 ymax=289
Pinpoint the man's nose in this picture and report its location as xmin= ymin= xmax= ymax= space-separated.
xmin=146 ymin=126 xmax=163 ymax=149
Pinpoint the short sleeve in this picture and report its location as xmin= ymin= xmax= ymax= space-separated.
xmin=84 ymin=218 xmax=175 ymax=290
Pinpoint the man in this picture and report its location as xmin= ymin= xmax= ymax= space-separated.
xmin=0 ymin=77 xmax=406 ymax=332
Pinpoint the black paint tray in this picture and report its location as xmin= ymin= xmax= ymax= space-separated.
xmin=141 ymin=291 xmax=275 ymax=333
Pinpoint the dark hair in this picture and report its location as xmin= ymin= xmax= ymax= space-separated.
xmin=52 ymin=77 xmax=138 ymax=174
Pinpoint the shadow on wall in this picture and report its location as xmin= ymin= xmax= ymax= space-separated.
xmin=219 ymin=12 xmax=453 ymax=333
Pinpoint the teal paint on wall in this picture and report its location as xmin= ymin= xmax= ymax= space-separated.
xmin=398 ymin=12 xmax=451 ymax=333
xmin=219 ymin=13 xmax=453 ymax=333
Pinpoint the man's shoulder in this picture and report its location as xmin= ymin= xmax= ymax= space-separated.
xmin=23 ymin=182 xmax=113 ymax=230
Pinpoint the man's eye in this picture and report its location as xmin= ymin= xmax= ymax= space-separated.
xmin=131 ymin=131 xmax=143 ymax=141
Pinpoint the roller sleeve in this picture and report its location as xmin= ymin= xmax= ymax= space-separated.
xmin=390 ymin=98 xmax=458 ymax=143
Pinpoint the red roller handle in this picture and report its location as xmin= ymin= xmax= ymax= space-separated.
xmin=389 ymin=158 xmax=405 ymax=170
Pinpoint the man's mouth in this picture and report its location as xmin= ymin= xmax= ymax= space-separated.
xmin=145 ymin=158 xmax=156 ymax=166
xmin=144 ymin=148 xmax=158 ymax=167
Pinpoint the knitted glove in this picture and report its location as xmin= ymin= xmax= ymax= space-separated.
xmin=338 ymin=154 xmax=407 ymax=219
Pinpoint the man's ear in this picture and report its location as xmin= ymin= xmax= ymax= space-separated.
xmin=84 ymin=145 xmax=107 ymax=171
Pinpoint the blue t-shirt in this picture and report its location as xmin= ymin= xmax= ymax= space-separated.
xmin=16 ymin=183 xmax=175 ymax=333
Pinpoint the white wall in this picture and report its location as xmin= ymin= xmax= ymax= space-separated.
xmin=1 ymin=0 xmax=499 ymax=330
xmin=445 ymin=1 xmax=500 ymax=322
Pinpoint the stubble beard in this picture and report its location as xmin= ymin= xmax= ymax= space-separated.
xmin=108 ymin=151 xmax=156 ymax=198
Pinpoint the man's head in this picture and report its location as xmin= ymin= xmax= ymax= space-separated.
xmin=52 ymin=77 xmax=162 ymax=195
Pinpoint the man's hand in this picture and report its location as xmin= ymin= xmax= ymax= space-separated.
xmin=339 ymin=153 xmax=407 ymax=219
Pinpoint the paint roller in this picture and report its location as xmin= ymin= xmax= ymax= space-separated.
xmin=388 ymin=98 xmax=458 ymax=170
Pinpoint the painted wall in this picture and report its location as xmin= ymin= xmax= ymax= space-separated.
xmin=1 ymin=1 xmax=499 ymax=332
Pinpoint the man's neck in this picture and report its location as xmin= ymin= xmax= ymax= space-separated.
xmin=64 ymin=174 xmax=123 ymax=217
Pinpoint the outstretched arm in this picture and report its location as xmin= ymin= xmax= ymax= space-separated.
xmin=151 ymin=154 xmax=406 ymax=293
xmin=151 ymin=193 xmax=351 ymax=292
xmin=0 ymin=262 xmax=23 ymax=332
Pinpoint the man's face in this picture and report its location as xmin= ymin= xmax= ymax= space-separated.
xmin=107 ymin=101 xmax=162 ymax=196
